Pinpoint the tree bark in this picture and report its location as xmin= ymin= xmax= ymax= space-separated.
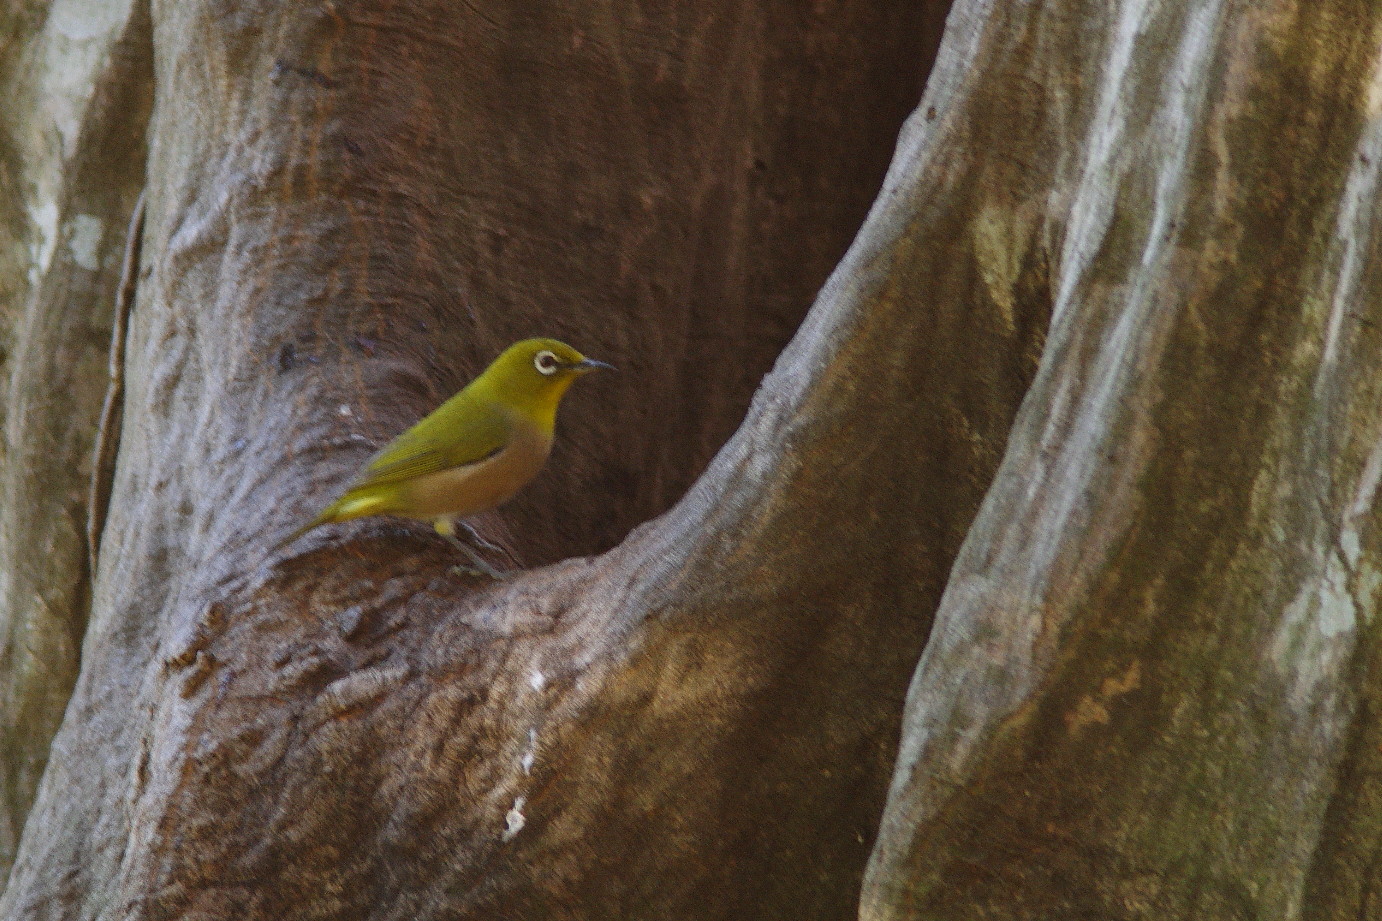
xmin=0 ymin=0 xmax=151 ymax=881
xmin=8 ymin=0 xmax=1379 ymax=919
xmin=2 ymin=1 xmax=987 ymax=919
xmin=863 ymin=0 xmax=1382 ymax=918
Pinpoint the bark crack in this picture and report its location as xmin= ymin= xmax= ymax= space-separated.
xmin=86 ymin=190 xmax=145 ymax=574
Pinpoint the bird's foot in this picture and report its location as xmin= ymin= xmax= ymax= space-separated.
xmin=455 ymin=520 xmax=506 ymax=556
xmin=449 ymin=562 xmax=509 ymax=581
xmin=437 ymin=530 xmax=509 ymax=580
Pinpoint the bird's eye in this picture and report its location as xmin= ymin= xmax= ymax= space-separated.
xmin=534 ymin=351 xmax=559 ymax=375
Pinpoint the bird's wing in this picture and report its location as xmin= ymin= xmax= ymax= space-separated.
xmin=349 ymin=395 xmax=511 ymax=489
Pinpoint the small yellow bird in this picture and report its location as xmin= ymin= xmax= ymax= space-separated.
xmin=280 ymin=338 xmax=612 ymax=573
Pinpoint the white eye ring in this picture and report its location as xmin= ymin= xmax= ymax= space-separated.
xmin=534 ymin=350 xmax=559 ymax=375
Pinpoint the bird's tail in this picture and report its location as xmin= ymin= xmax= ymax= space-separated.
xmin=272 ymin=493 xmax=389 ymax=554
xmin=272 ymin=510 xmax=332 ymax=554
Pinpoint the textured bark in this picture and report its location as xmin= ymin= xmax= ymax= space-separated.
xmin=9 ymin=0 xmax=1379 ymax=919
xmin=1 ymin=1 xmax=986 ymax=919
xmin=0 ymin=0 xmax=150 ymax=881
xmin=863 ymin=0 xmax=1382 ymax=918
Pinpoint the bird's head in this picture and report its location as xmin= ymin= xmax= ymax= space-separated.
xmin=475 ymin=337 xmax=614 ymax=428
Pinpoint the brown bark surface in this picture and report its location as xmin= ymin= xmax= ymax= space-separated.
xmin=9 ymin=0 xmax=1380 ymax=919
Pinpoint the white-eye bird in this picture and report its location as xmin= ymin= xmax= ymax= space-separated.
xmin=280 ymin=337 xmax=612 ymax=574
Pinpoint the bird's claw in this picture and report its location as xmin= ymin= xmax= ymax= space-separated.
xmin=449 ymin=563 xmax=509 ymax=581
xmin=436 ymin=526 xmax=510 ymax=580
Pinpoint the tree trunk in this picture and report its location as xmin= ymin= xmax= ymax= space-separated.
xmin=5 ymin=0 xmax=1379 ymax=919
xmin=0 ymin=0 xmax=151 ymax=879
xmin=862 ymin=1 xmax=1382 ymax=919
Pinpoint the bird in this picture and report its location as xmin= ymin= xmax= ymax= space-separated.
xmin=278 ymin=337 xmax=613 ymax=575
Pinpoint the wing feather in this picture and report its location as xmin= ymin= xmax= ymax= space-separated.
xmin=347 ymin=393 xmax=510 ymax=490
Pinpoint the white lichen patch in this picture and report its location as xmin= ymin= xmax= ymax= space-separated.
xmin=502 ymin=796 xmax=526 ymax=841
xmin=27 ymin=200 xmax=59 ymax=287
xmin=43 ymin=0 xmax=133 ymax=155
xmin=21 ymin=0 xmax=137 ymax=283
xmin=1340 ymin=527 xmax=1362 ymax=570
xmin=520 ymin=728 xmax=538 ymax=775
xmin=67 ymin=213 xmax=102 ymax=271
xmin=528 ymin=669 xmax=546 ymax=691
xmin=1269 ymin=551 xmax=1367 ymax=709
xmin=1317 ymin=560 xmax=1358 ymax=639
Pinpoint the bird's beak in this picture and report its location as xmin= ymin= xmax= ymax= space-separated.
xmin=572 ymin=358 xmax=617 ymax=373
